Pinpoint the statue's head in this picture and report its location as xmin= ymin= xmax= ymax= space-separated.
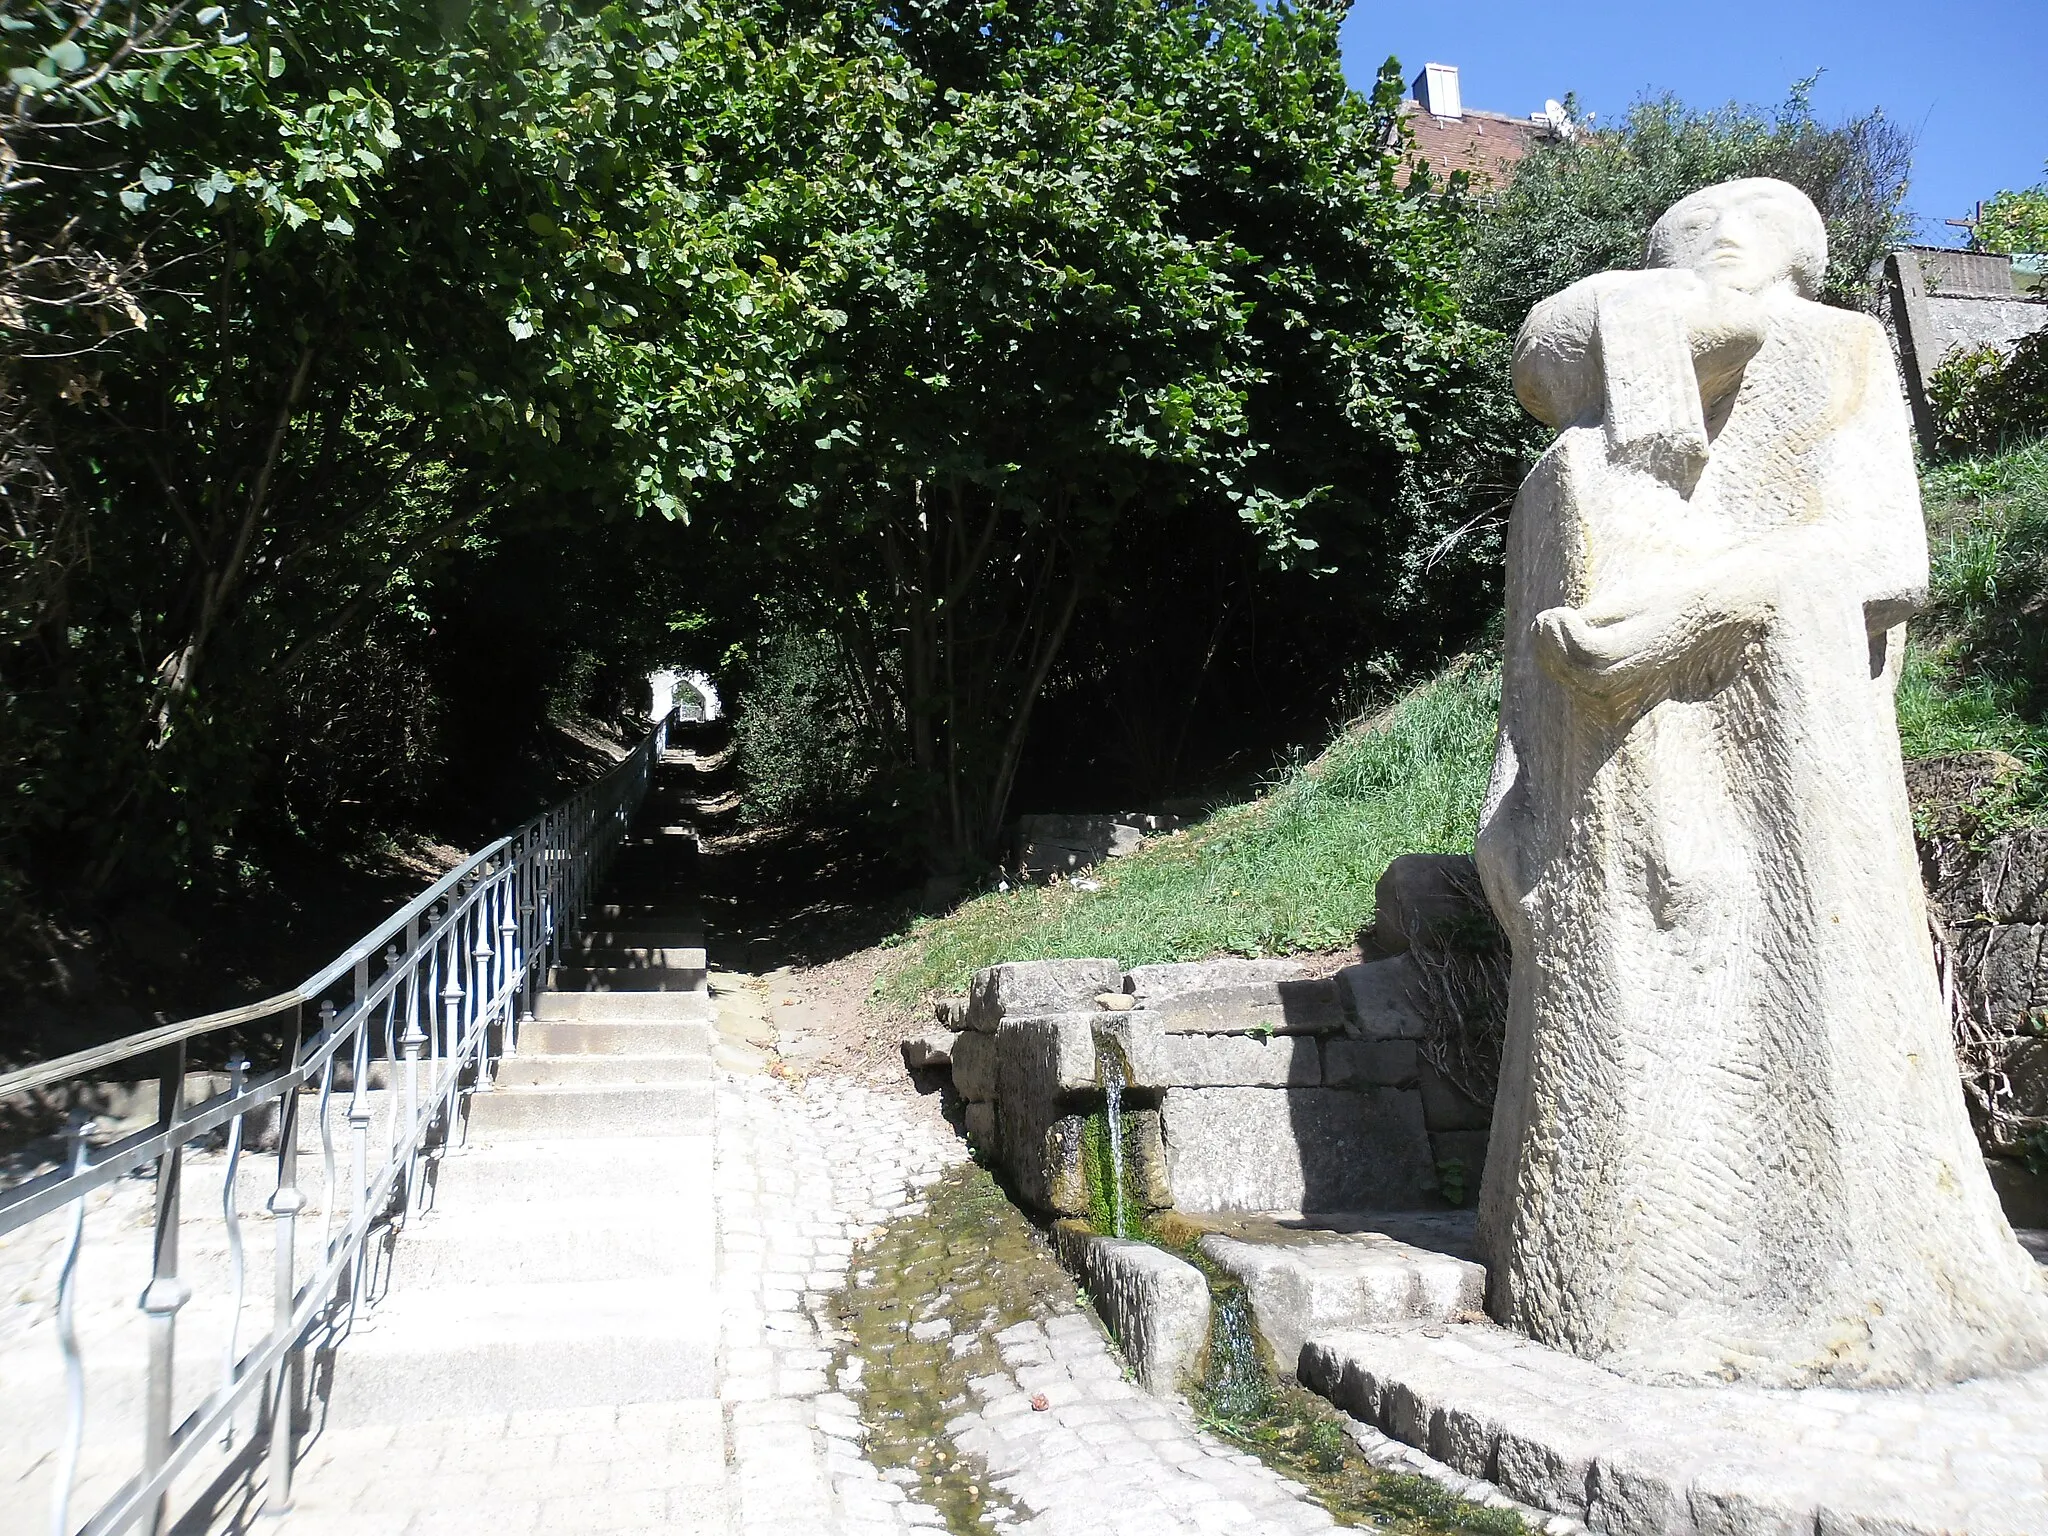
xmin=1645 ymin=178 xmax=1828 ymax=299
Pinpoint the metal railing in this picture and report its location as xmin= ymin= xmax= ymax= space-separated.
xmin=0 ymin=711 xmax=673 ymax=1536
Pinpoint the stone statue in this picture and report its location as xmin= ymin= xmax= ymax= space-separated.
xmin=1474 ymin=177 xmax=2048 ymax=1387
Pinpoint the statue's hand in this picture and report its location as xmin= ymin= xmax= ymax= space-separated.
xmin=1532 ymin=605 xmax=1655 ymax=692
xmin=1540 ymin=602 xmax=1695 ymax=696
xmin=1534 ymin=564 xmax=1782 ymax=696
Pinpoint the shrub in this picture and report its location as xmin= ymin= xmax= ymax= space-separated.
xmin=1974 ymin=176 xmax=2048 ymax=257
xmin=1897 ymin=441 xmax=2048 ymax=819
xmin=1927 ymin=332 xmax=2048 ymax=462
xmin=731 ymin=626 xmax=887 ymax=824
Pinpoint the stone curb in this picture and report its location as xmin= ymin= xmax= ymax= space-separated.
xmin=1339 ymin=1414 xmax=1585 ymax=1536
xmin=1051 ymin=1221 xmax=1211 ymax=1396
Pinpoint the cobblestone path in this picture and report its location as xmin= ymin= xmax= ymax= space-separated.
xmin=716 ymin=1070 xmax=1347 ymax=1536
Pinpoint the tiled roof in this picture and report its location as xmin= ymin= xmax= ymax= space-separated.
xmin=1399 ymin=104 xmax=1552 ymax=186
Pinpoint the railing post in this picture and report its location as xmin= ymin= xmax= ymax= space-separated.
xmin=264 ymin=1066 xmax=305 ymax=1516
xmin=218 ymin=1056 xmax=249 ymax=1447
xmin=473 ymin=924 xmax=495 ymax=1068
xmin=519 ymin=896 xmax=538 ymax=1025
xmin=401 ymin=987 xmax=426 ymax=1216
xmin=441 ymin=976 xmax=463 ymax=1084
xmin=497 ymin=860 xmax=520 ymax=1056
xmin=50 ymin=1116 xmax=89 ymax=1536
xmin=345 ymin=998 xmax=371 ymax=1315
xmin=140 ymin=1043 xmax=191 ymax=1536
xmin=500 ymin=900 xmax=521 ymax=1053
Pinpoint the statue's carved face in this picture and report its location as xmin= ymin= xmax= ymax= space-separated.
xmin=1647 ymin=179 xmax=1827 ymax=298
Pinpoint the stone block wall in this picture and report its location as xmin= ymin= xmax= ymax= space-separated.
xmin=934 ymin=946 xmax=1471 ymax=1218
xmin=1881 ymin=247 xmax=2048 ymax=450
xmin=1922 ymin=820 xmax=2048 ymax=1222
xmin=1013 ymin=814 xmax=1185 ymax=881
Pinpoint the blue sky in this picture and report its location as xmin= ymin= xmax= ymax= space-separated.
xmin=1337 ymin=0 xmax=2048 ymax=246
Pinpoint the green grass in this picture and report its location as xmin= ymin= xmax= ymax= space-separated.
xmin=1900 ymin=440 xmax=2048 ymax=781
xmin=877 ymin=658 xmax=1500 ymax=1004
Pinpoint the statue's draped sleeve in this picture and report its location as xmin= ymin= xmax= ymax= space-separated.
xmin=1515 ymin=271 xmax=1713 ymax=490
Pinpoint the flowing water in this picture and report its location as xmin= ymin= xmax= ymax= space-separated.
xmin=1098 ymin=1039 xmax=1129 ymax=1239
xmin=1200 ymin=1284 xmax=1273 ymax=1422
xmin=1178 ymin=1250 xmax=1529 ymax=1535
xmin=833 ymin=1164 xmax=1527 ymax=1536
xmin=832 ymin=1163 xmax=1075 ymax=1534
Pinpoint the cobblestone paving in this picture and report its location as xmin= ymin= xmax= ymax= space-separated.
xmin=721 ymin=1070 xmax=1357 ymax=1536
xmin=714 ymin=1072 xmax=963 ymax=1535
xmin=954 ymin=1315 xmax=1339 ymax=1536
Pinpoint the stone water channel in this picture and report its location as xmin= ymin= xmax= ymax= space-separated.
xmin=832 ymin=1165 xmax=1054 ymax=1532
xmin=831 ymin=1160 xmax=1531 ymax=1536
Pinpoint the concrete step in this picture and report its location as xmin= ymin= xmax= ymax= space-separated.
xmin=597 ymin=888 xmax=698 ymax=909
xmin=466 ymin=1083 xmax=711 ymax=1138
xmin=561 ymin=946 xmax=705 ymax=967
xmin=610 ymin=831 xmax=700 ymax=856
xmin=321 ymin=1280 xmax=717 ymax=1425
xmin=597 ymin=891 xmax=699 ymax=911
xmin=604 ymin=860 xmax=697 ymax=883
xmin=426 ymin=1136 xmax=713 ymax=1206
xmin=548 ymin=964 xmax=708 ymax=992
xmin=592 ymin=902 xmax=703 ymax=925
xmin=535 ymin=990 xmax=714 ymax=1021
xmin=561 ymin=930 xmax=705 ymax=953
xmin=520 ymin=1020 xmax=716 ymax=1056
xmin=387 ymin=1196 xmax=714 ymax=1289
xmin=608 ymin=840 xmax=697 ymax=861
xmin=494 ymin=1052 xmax=711 ymax=1088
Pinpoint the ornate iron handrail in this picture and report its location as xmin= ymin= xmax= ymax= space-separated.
xmin=0 ymin=711 xmax=673 ymax=1536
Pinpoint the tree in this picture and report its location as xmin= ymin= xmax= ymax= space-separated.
xmin=1974 ymin=172 xmax=2048 ymax=256
xmin=1462 ymin=80 xmax=1914 ymax=333
xmin=703 ymin=0 xmax=1513 ymax=872
xmin=0 ymin=0 xmax=804 ymax=926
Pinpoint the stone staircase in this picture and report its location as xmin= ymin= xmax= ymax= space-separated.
xmin=319 ymin=745 xmax=722 ymax=1432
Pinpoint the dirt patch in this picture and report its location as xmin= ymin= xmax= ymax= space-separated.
xmin=746 ymin=947 xmax=958 ymax=1145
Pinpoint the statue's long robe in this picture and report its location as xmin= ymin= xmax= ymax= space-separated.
xmin=1475 ymin=276 xmax=2048 ymax=1386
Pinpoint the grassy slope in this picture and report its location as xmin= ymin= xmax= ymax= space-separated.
xmin=1897 ymin=440 xmax=2048 ymax=770
xmin=879 ymin=659 xmax=1500 ymax=1003
xmin=881 ymin=443 xmax=2048 ymax=1005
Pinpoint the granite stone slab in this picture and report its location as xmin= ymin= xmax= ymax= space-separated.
xmin=1300 ymin=1320 xmax=2048 ymax=1535
xmin=1161 ymin=1086 xmax=1433 ymax=1213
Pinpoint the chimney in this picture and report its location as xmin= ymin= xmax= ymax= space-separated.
xmin=1412 ymin=62 xmax=1463 ymax=119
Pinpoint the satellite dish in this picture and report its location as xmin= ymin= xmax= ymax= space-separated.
xmin=1543 ymin=99 xmax=1576 ymax=142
